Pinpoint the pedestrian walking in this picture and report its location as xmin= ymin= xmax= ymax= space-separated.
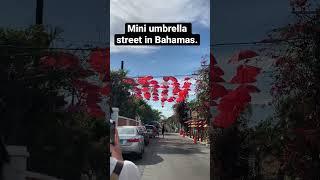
xmin=162 ymin=124 xmax=165 ymax=138
xmin=110 ymin=123 xmax=141 ymax=180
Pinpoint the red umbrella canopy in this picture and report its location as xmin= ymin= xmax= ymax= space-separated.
xmin=230 ymin=65 xmax=261 ymax=84
xmin=211 ymin=66 xmax=224 ymax=77
xmin=88 ymin=50 xmax=109 ymax=74
xmin=144 ymin=92 xmax=151 ymax=100
xmin=163 ymin=76 xmax=170 ymax=81
xmin=161 ymin=89 xmax=169 ymax=94
xmin=169 ymin=76 xmax=178 ymax=82
xmin=141 ymin=87 xmax=149 ymax=92
xmin=173 ymin=87 xmax=181 ymax=95
xmin=123 ymin=78 xmax=137 ymax=85
xmin=150 ymin=80 xmax=158 ymax=85
xmin=161 ymin=97 xmax=167 ymax=102
xmin=152 ymin=91 xmax=159 ymax=96
xmin=228 ymin=50 xmax=259 ymax=64
xmin=137 ymin=77 xmax=150 ymax=86
xmin=173 ymin=82 xmax=180 ymax=87
xmin=167 ymin=97 xmax=175 ymax=102
xmin=145 ymin=75 xmax=153 ymax=80
xmin=211 ymin=83 xmax=228 ymax=100
xmin=176 ymin=97 xmax=184 ymax=103
xmin=213 ymin=87 xmax=253 ymax=128
xmin=182 ymin=82 xmax=192 ymax=89
xmin=210 ymin=53 xmax=217 ymax=65
xmin=100 ymin=85 xmax=111 ymax=96
xmin=41 ymin=52 xmax=80 ymax=70
xmin=133 ymin=87 xmax=141 ymax=92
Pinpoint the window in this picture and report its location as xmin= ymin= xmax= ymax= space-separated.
xmin=117 ymin=127 xmax=136 ymax=134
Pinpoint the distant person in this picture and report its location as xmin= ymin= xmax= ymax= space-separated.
xmin=162 ymin=124 xmax=165 ymax=138
xmin=110 ymin=127 xmax=141 ymax=180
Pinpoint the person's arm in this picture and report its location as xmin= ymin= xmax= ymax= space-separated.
xmin=110 ymin=128 xmax=123 ymax=161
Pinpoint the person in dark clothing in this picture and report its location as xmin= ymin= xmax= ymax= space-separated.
xmin=162 ymin=124 xmax=165 ymax=138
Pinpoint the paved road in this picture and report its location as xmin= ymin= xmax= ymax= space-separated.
xmin=124 ymin=133 xmax=210 ymax=180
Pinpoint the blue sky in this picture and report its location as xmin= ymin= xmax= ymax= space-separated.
xmin=0 ymin=0 xmax=296 ymax=121
xmin=110 ymin=0 xmax=210 ymax=118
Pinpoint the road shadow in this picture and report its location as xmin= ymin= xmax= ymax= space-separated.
xmin=123 ymin=138 xmax=164 ymax=166
xmin=157 ymin=144 xmax=207 ymax=155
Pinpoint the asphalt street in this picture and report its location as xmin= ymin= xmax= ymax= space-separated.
xmin=124 ymin=133 xmax=210 ymax=180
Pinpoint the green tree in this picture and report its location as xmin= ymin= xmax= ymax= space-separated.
xmin=0 ymin=25 xmax=108 ymax=179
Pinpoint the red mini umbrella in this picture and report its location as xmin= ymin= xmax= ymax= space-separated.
xmin=141 ymin=87 xmax=149 ymax=92
xmin=100 ymin=85 xmax=111 ymax=96
xmin=230 ymin=65 xmax=261 ymax=84
xmin=144 ymin=92 xmax=151 ymax=100
xmin=150 ymin=80 xmax=158 ymax=85
xmin=89 ymin=50 xmax=108 ymax=74
xmin=169 ymin=76 xmax=178 ymax=82
xmin=163 ymin=76 xmax=170 ymax=82
xmin=144 ymin=75 xmax=153 ymax=80
xmin=123 ymin=78 xmax=137 ymax=85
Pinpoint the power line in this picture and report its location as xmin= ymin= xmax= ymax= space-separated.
xmin=211 ymin=38 xmax=301 ymax=47
xmin=0 ymin=44 xmax=107 ymax=51
xmin=128 ymin=74 xmax=198 ymax=79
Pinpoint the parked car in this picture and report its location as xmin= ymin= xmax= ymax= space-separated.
xmin=137 ymin=126 xmax=150 ymax=146
xmin=145 ymin=125 xmax=157 ymax=138
xmin=148 ymin=121 xmax=161 ymax=136
xmin=117 ymin=126 xmax=144 ymax=158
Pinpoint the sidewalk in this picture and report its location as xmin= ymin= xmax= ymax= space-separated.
xmin=179 ymin=133 xmax=210 ymax=148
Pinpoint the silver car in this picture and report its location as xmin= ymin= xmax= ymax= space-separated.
xmin=117 ymin=126 xmax=145 ymax=158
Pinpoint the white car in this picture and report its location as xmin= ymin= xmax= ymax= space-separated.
xmin=117 ymin=126 xmax=145 ymax=158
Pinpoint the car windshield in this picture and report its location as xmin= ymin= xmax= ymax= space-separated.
xmin=145 ymin=126 xmax=153 ymax=129
xmin=117 ymin=127 xmax=136 ymax=135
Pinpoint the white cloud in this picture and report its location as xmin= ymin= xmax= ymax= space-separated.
xmin=110 ymin=0 xmax=210 ymax=54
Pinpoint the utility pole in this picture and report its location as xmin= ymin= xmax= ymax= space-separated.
xmin=36 ymin=0 xmax=43 ymax=24
xmin=121 ymin=61 xmax=124 ymax=70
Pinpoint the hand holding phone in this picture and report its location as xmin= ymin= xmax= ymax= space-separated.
xmin=110 ymin=120 xmax=116 ymax=145
xmin=110 ymin=120 xmax=123 ymax=161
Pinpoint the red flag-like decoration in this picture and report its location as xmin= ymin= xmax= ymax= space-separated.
xmin=100 ymin=85 xmax=111 ymax=96
xmin=89 ymin=50 xmax=108 ymax=74
xmin=228 ymin=50 xmax=259 ymax=64
xmin=230 ymin=65 xmax=261 ymax=84
xmin=40 ymin=53 xmax=80 ymax=70
xmin=213 ymin=87 xmax=252 ymax=128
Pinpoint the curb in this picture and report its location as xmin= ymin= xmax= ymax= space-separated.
xmin=180 ymin=135 xmax=210 ymax=147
